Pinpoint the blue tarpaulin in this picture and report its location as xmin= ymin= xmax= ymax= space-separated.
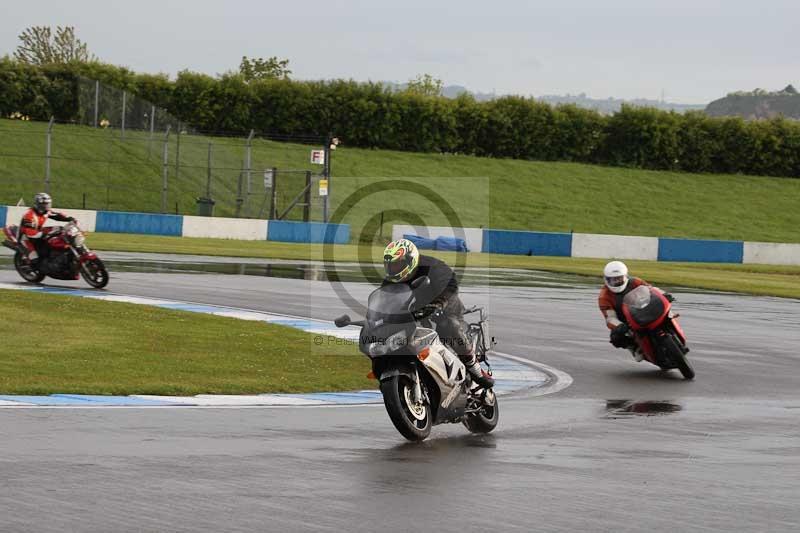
xmin=403 ymin=234 xmax=436 ymax=250
xmin=403 ymin=234 xmax=468 ymax=252
xmin=434 ymin=236 xmax=468 ymax=252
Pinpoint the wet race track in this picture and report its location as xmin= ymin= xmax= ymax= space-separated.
xmin=1 ymin=252 xmax=799 ymax=532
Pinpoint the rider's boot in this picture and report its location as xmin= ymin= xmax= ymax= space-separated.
xmin=628 ymin=346 xmax=644 ymax=362
xmin=462 ymin=352 xmax=495 ymax=388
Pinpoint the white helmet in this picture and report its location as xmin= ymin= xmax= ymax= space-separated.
xmin=603 ymin=261 xmax=629 ymax=293
xmin=33 ymin=192 xmax=52 ymax=215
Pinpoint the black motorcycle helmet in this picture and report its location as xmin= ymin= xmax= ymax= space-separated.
xmin=33 ymin=192 xmax=52 ymax=215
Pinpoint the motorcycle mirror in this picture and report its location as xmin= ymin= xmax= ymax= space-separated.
xmin=334 ymin=314 xmax=351 ymax=328
xmin=410 ymin=276 xmax=430 ymax=290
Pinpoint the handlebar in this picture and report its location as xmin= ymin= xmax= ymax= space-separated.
xmin=336 ymin=303 xmax=483 ymax=329
xmin=333 ymin=314 xmax=365 ymax=328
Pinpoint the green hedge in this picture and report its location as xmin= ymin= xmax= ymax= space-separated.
xmin=2 ymin=58 xmax=800 ymax=177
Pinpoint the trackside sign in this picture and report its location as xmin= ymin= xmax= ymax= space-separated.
xmin=310 ymin=150 xmax=325 ymax=165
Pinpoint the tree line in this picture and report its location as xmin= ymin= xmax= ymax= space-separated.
xmin=2 ymin=57 xmax=800 ymax=178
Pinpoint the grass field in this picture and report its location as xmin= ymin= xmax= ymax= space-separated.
xmin=2 ymin=118 xmax=800 ymax=244
xmin=86 ymin=233 xmax=800 ymax=299
xmin=0 ymin=290 xmax=371 ymax=395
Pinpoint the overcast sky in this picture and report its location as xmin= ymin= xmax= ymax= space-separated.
xmin=1 ymin=0 xmax=797 ymax=103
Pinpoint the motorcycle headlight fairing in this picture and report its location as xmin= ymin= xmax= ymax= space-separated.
xmin=368 ymin=330 xmax=407 ymax=356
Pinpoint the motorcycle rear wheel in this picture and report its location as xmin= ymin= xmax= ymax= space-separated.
xmin=463 ymin=390 xmax=500 ymax=434
xmin=380 ymin=375 xmax=432 ymax=442
xmin=14 ymin=251 xmax=45 ymax=283
xmin=663 ymin=335 xmax=695 ymax=380
xmin=80 ymin=258 xmax=109 ymax=289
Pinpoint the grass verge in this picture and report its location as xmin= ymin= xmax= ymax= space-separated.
xmin=3 ymin=118 xmax=800 ymax=243
xmin=85 ymin=233 xmax=800 ymax=299
xmin=0 ymin=290 xmax=371 ymax=395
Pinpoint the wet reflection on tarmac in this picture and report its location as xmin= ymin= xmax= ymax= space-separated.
xmin=1 ymin=252 xmax=600 ymax=288
xmin=604 ymin=399 xmax=683 ymax=418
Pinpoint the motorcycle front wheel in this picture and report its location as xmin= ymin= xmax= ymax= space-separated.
xmin=14 ymin=251 xmax=45 ymax=283
xmin=663 ymin=335 xmax=695 ymax=380
xmin=380 ymin=375 xmax=432 ymax=442
xmin=80 ymin=258 xmax=109 ymax=289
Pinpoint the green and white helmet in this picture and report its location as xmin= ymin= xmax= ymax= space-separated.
xmin=383 ymin=239 xmax=420 ymax=282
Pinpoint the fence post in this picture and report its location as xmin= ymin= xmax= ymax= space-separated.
xmin=174 ymin=121 xmax=181 ymax=185
xmin=93 ymin=80 xmax=99 ymax=128
xmin=105 ymin=127 xmax=113 ymax=205
xmin=161 ymin=126 xmax=171 ymax=213
xmin=269 ymin=167 xmax=278 ymax=220
xmin=121 ymin=90 xmax=126 ymax=139
xmin=323 ymin=135 xmax=333 ymax=223
xmin=147 ymin=104 xmax=155 ymax=158
xmin=235 ymin=166 xmax=245 ymax=218
xmin=44 ymin=116 xmax=54 ymax=194
xmin=206 ymin=142 xmax=213 ymax=198
xmin=303 ymin=171 xmax=312 ymax=222
xmin=242 ymin=129 xmax=256 ymax=216
xmin=246 ymin=129 xmax=254 ymax=194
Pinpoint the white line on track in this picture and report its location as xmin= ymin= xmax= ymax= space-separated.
xmin=492 ymin=351 xmax=574 ymax=398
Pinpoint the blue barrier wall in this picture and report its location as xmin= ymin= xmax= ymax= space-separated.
xmin=482 ymin=229 xmax=572 ymax=256
xmin=658 ymin=238 xmax=744 ymax=263
xmin=10 ymin=203 xmax=788 ymax=264
xmin=267 ymin=221 xmax=350 ymax=244
xmin=0 ymin=206 xmax=6 ymax=226
xmin=95 ymin=211 xmax=183 ymax=236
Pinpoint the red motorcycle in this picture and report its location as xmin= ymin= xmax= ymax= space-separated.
xmin=621 ymin=285 xmax=694 ymax=380
xmin=2 ymin=221 xmax=109 ymax=289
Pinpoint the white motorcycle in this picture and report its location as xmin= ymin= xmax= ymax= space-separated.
xmin=334 ymin=277 xmax=498 ymax=441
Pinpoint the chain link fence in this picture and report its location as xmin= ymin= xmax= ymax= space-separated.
xmin=0 ymin=78 xmax=333 ymax=221
xmin=75 ymin=76 xmax=184 ymax=134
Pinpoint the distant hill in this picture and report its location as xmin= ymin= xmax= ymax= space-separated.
xmin=381 ymin=82 xmax=705 ymax=113
xmin=381 ymin=81 xmax=496 ymax=100
xmin=537 ymin=93 xmax=704 ymax=114
xmin=705 ymin=85 xmax=800 ymax=119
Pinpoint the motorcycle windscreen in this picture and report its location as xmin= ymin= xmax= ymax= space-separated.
xmin=622 ymin=285 xmax=666 ymax=328
xmin=361 ymin=283 xmax=416 ymax=357
xmin=366 ymin=283 xmax=415 ymax=325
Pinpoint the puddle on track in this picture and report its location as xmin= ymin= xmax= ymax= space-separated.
xmin=604 ymin=399 xmax=683 ymax=418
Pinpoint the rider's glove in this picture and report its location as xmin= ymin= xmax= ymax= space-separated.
xmin=663 ymin=293 xmax=675 ymax=303
xmin=612 ymin=323 xmax=629 ymax=335
xmin=609 ymin=323 xmax=631 ymax=348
